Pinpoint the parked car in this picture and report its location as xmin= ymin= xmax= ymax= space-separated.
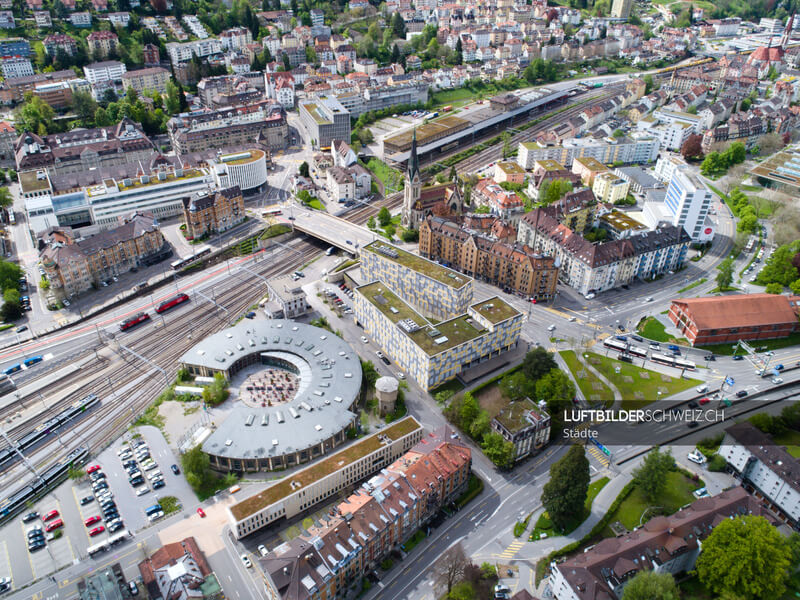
xmin=258 ymin=544 xmax=269 ymax=557
xmin=84 ymin=515 xmax=102 ymax=527
xmin=241 ymin=554 xmax=253 ymax=569
xmin=736 ymin=390 xmax=749 ymax=398
xmin=22 ymin=511 xmax=39 ymax=523
xmin=171 ymin=464 xmax=180 ymax=475
xmin=88 ymin=526 xmax=105 ymax=537
xmin=152 ymin=480 xmax=166 ymax=490
xmin=43 ymin=510 xmax=59 ymax=522
xmin=196 ymin=508 xmax=206 ymax=518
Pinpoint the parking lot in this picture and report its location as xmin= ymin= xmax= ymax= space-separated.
xmin=0 ymin=426 xmax=196 ymax=594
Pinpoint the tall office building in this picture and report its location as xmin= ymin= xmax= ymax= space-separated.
xmin=611 ymin=0 xmax=633 ymax=19
xmin=663 ymin=169 xmax=712 ymax=241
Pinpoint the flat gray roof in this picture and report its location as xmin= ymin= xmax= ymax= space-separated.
xmin=180 ymin=320 xmax=362 ymax=461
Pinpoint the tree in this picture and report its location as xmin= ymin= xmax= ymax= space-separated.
xmin=621 ymin=571 xmax=679 ymax=600
xmin=716 ymin=257 xmax=734 ymax=290
xmin=459 ymin=392 xmax=480 ymax=427
xmin=765 ymin=282 xmax=783 ymax=294
xmin=643 ymin=74 xmax=655 ymax=94
xmin=541 ymin=445 xmax=590 ymax=531
xmin=434 ymin=544 xmax=468 ymax=596
xmin=1 ymin=288 xmax=20 ymax=321
xmin=298 ymin=161 xmax=310 ymax=178
xmin=72 ymin=90 xmax=98 ymax=127
xmin=367 ymin=216 xmax=376 ymax=229
xmin=501 ymin=131 xmax=512 ymax=159
xmin=15 ymin=93 xmax=57 ymax=135
xmin=377 ymin=206 xmax=392 ymax=227
xmin=535 ymin=370 xmax=575 ymax=409
xmin=469 ymin=411 xmax=491 ymax=440
xmin=401 ymin=228 xmax=419 ymax=242
xmin=359 ymin=359 xmax=379 ymax=402
xmin=499 ymin=370 xmax=533 ymax=401
xmin=757 ymin=242 xmax=800 ymax=286
xmin=695 ymin=515 xmax=791 ymax=600
xmin=521 ymin=347 xmax=557 ymax=382
xmin=0 ymin=188 xmax=12 ymax=209
xmin=632 ymin=446 xmax=674 ymax=502
xmin=681 ymin=133 xmax=704 ymax=160
xmin=282 ymin=53 xmax=291 ymax=72
xmin=0 ymin=260 xmax=22 ymax=292
xmin=391 ymin=12 xmax=406 ymax=37
xmin=447 ymin=582 xmax=476 ymax=600
xmin=481 ymin=432 xmax=515 ymax=468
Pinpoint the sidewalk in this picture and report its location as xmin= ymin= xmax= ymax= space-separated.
xmin=519 ymin=471 xmax=632 ymax=560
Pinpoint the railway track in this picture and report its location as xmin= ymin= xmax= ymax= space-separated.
xmin=0 ymin=239 xmax=321 ymax=481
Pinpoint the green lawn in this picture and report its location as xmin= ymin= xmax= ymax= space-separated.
xmin=430 ymin=88 xmax=477 ymax=108
xmin=602 ymin=470 xmax=704 ymax=536
xmin=698 ymin=331 xmax=800 ymax=355
xmin=677 ymin=278 xmax=706 ymax=294
xmin=637 ymin=317 xmax=687 ymax=345
xmin=307 ymin=199 xmax=325 ymax=211
xmin=366 ymin=158 xmax=404 ymax=194
xmin=559 ymin=350 xmax=614 ymax=406
xmin=259 ymin=224 xmax=291 ymax=239
xmin=430 ymin=379 xmax=465 ymax=396
xmin=530 ymin=476 xmax=609 ymax=540
xmin=586 ymin=353 xmax=700 ymax=407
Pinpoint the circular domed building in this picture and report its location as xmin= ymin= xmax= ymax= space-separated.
xmin=180 ymin=319 xmax=362 ymax=473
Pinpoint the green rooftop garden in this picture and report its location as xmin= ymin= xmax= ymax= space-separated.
xmin=358 ymin=282 xmax=424 ymax=325
xmin=408 ymin=314 xmax=485 ymax=356
xmin=471 ymin=298 xmax=519 ymax=324
xmin=363 ymin=241 xmax=470 ymax=289
xmin=494 ymin=398 xmax=540 ymax=432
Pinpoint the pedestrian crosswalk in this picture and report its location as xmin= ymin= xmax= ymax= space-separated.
xmin=586 ymin=444 xmax=610 ymax=467
xmin=499 ymin=540 xmax=525 ymax=560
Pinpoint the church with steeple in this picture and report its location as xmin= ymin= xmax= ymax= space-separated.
xmin=401 ymin=129 xmax=463 ymax=230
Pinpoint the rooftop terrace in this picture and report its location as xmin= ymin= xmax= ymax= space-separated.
xmin=362 ymin=241 xmax=469 ymax=289
xmin=229 ymin=416 xmax=421 ymax=521
xmin=494 ymin=398 xmax=543 ymax=433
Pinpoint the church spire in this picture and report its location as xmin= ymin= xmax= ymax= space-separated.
xmin=407 ymin=128 xmax=420 ymax=183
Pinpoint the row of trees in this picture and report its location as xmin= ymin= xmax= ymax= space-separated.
xmin=0 ymin=259 xmax=23 ymax=322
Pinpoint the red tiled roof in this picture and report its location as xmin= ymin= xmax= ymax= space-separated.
xmin=671 ymin=293 xmax=799 ymax=330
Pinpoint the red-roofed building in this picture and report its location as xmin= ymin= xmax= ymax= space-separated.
xmin=669 ymin=293 xmax=800 ymax=346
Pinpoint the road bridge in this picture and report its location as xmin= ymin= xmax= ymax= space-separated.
xmin=280 ymin=203 xmax=376 ymax=253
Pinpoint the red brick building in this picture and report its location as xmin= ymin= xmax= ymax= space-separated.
xmin=669 ymin=293 xmax=799 ymax=346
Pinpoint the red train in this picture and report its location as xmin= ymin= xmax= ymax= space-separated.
xmin=155 ymin=293 xmax=190 ymax=314
xmin=119 ymin=313 xmax=151 ymax=331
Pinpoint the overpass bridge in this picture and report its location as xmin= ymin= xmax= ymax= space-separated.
xmin=280 ymin=203 xmax=377 ymax=254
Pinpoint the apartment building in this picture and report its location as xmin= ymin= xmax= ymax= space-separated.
xmin=720 ymin=422 xmax=800 ymax=526
xmin=517 ymin=208 xmax=690 ymax=296
xmin=43 ymin=34 xmax=77 ymax=57
xmin=167 ymin=101 xmax=288 ymax=155
xmin=0 ymin=120 xmax=15 ymax=166
xmin=326 ymin=164 xmax=371 ymax=201
xmin=86 ymin=30 xmax=118 ymax=59
xmin=259 ymin=424 xmax=471 ymax=600
xmin=227 ymin=417 xmax=425 ymax=538
xmin=15 ymin=118 xmax=154 ymax=176
xmin=209 ymin=148 xmax=269 ymax=192
xmin=0 ymin=38 xmax=30 ymax=57
xmin=121 ymin=66 xmax=170 ymax=95
xmin=551 ymin=487 xmax=777 ymax=600
xmin=69 ymin=11 xmax=91 ymax=27
xmin=83 ymin=60 xmax=127 ymax=84
xmin=517 ymin=134 xmax=660 ymax=169
xmin=181 ymin=186 xmax=244 ymax=239
xmin=1 ymin=57 xmax=34 ymax=79
xmin=219 ymin=26 xmax=252 ymax=50
xmin=490 ymin=398 xmax=550 ymax=462
xmin=360 ymin=241 xmax=474 ymax=322
xmin=298 ymin=96 xmax=351 ymax=148
xmin=592 ymin=172 xmax=630 ymax=203
xmin=419 ymin=216 xmax=559 ymax=301
xmin=40 ymin=212 xmax=166 ymax=299
xmin=355 ymin=279 xmax=522 ymax=390
xmin=138 ymin=537 xmax=221 ymax=600
xmin=473 ymin=178 xmax=524 ymax=221
xmin=0 ymin=11 xmax=14 ymax=28
xmin=165 ymin=39 xmax=222 ymax=64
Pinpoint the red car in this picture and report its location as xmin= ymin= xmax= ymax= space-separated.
xmin=699 ymin=397 xmax=710 ymax=405
xmin=88 ymin=526 xmax=105 ymax=537
xmin=43 ymin=510 xmax=59 ymax=522
xmin=45 ymin=519 xmax=63 ymax=532
xmin=86 ymin=465 xmax=101 ymax=474
xmin=84 ymin=515 xmax=102 ymax=527
xmin=196 ymin=508 xmax=206 ymax=518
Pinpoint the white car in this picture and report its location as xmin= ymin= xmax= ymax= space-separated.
xmin=645 ymin=297 xmax=654 ymax=302
xmin=584 ymin=293 xmax=596 ymax=300
xmin=376 ymin=351 xmax=385 ymax=359
xmin=143 ymin=462 xmax=158 ymax=471
xmin=241 ymin=554 xmax=253 ymax=568
xmin=772 ymin=377 xmax=784 ymax=385
xmin=687 ymin=451 xmax=706 ymax=465
xmin=396 ymin=372 xmax=405 ymax=380
xmin=63 ymin=299 xmax=70 ymax=307
xmin=696 ymin=384 xmax=708 ymax=394
xmin=258 ymin=544 xmax=269 ymax=557
xmin=148 ymin=511 xmax=164 ymax=522
xmin=136 ymin=487 xmax=151 ymax=497
xmin=147 ymin=470 xmax=162 ymax=481
xmin=547 ymin=324 xmax=556 ymax=331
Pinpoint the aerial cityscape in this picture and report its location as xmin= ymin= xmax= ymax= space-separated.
xmin=0 ymin=0 xmax=799 ymax=598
